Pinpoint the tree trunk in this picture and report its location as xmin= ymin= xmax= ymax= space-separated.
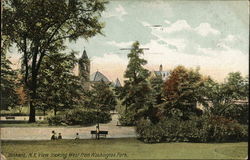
xmin=29 ymin=101 xmax=36 ymax=122
xmin=28 ymin=51 xmax=39 ymax=123
xmin=54 ymin=108 xmax=57 ymax=116
xmin=43 ymin=109 xmax=46 ymax=117
xmin=29 ymin=88 xmax=36 ymax=122
xmin=29 ymin=77 xmax=37 ymax=122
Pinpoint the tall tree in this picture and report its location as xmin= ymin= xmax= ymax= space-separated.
xmin=36 ymin=52 xmax=84 ymax=116
xmin=162 ymin=66 xmax=203 ymax=120
xmin=89 ymin=81 xmax=117 ymax=112
xmin=1 ymin=52 xmax=19 ymax=110
xmin=148 ymin=75 xmax=164 ymax=123
xmin=205 ymin=72 xmax=249 ymax=124
xmin=121 ymin=41 xmax=152 ymax=124
xmin=2 ymin=0 xmax=108 ymax=122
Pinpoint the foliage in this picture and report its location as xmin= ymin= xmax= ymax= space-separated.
xmin=48 ymin=109 xmax=111 ymax=126
xmin=47 ymin=115 xmax=65 ymax=126
xmin=2 ymin=0 xmax=108 ymax=122
xmin=36 ymin=52 xmax=84 ymax=116
xmin=136 ymin=116 xmax=248 ymax=143
xmin=200 ymin=72 xmax=249 ymax=124
xmin=136 ymin=118 xmax=164 ymax=143
xmin=119 ymin=110 xmax=136 ymax=126
xmin=150 ymin=75 xmax=164 ymax=105
xmin=222 ymin=72 xmax=248 ymax=101
xmin=162 ymin=66 xmax=204 ymax=120
xmin=203 ymin=116 xmax=248 ymax=142
xmin=120 ymin=41 xmax=152 ymax=125
xmin=1 ymin=52 xmax=19 ymax=110
xmin=87 ymin=81 xmax=117 ymax=112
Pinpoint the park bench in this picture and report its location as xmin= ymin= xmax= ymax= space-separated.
xmin=90 ymin=130 xmax=108 ymax=138
xmin=5 ymin=116 xmax=15 ymax=120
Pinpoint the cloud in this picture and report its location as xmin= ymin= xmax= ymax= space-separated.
xmin=103 ymin=4 xmax=128 ymax=21
xmin=195 ymin=23 xmax=220 ymax=36
xmin=143 ymin=20 xmax=220 ymax=37
xmin=140 ymin=39 xmax=248 ymax=82
xmin=106 ymin=40 xmax=133 ymax=48
xmin=164 ymin=20 xmax=171 ymax=24
xmin=162 ymin=20 xmax=192 ymax=33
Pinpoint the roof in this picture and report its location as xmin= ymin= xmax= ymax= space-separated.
xmin=154 ymin=71 xmax=170 ymax=77
xmin=90 ymin=71 xmax=109 ymax=82
xmin=80 ymin=49 xmax=88 ymax=59
xmin=114 ymin=78 xmax=122 ymax=87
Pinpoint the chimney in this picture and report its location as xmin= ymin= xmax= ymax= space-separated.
xmin=159 ymin=64 xmax=163 ymax=72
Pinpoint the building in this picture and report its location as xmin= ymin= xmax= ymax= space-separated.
xmin=78 ymin=49 xmax=121 ymax=88
xmin=90 ymin=71 xmax=110 ymax=83
xmin=152 ymin=64 xmax=170 ymax=81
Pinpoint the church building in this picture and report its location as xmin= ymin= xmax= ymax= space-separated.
xmin=78 ymin=49 xmax=122 ymax=89
xmin=152 ymin=64 xmax=170 ymax=81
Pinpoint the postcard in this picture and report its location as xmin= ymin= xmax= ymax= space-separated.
xmin=1 ymin=0 xmax=248 ymax=160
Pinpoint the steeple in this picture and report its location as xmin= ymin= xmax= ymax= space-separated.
xmin=159 ymin=64 xmax=163 ymax=72
xmin=81 ymin=49 xmax=88 ymax=59
xmin=78 ymin=48 xmax=90 ymax=82
xmin=114 ymin=78 xmax=121 ymax=87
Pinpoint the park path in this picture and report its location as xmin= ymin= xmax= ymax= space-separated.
xmin=0 ymin=114 xmax=137 ymax=140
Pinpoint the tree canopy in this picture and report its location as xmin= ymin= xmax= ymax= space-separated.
xmin=120 ymin=41 xmax=152 ymax=125
xmin=36 ymin=52 xmax=84 ymax=116
xmin=2 ymin=0 xmax=108 ymax=122
xmin=1 ymin=52 xmax=19 ymax=110
xmin=162 ymin=66 xmax=203 ymax=120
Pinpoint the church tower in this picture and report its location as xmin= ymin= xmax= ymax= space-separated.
xmin=78 ymin=49 xmax=90 ymax=82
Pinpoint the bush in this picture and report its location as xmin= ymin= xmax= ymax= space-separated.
xmin=47 ymin=109 xmax=112 ymax=126
xmin=203 ymin=116 xmax=248 ymax=142
xmin=136 ymin=119 xmax=164 ymax=143
xmin=136 ymin=116 xmax=248 ymax=143
xmin=119 ymin=110 xmax=136 ymax=126
xmin=64 ymin=109 xmax=111 ymax=125
xmin=48 ymin=115 xmax=65 ymax=125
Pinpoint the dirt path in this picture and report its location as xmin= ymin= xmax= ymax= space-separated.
xmin=0 ymin=114 xmax=136 ymax=140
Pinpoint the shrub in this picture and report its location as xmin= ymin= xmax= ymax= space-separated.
xmin=47 ymin=115 xmax=65 ymax=125
xmin=203 ymin=115 xmax=248 ymax=142
xmin=119 ymin=110 xmax=136 ymax=126
xmin=136 ymin=119 xmax=164 ymax=143
xmin=65 ymin=109 xmax=111 ymax=125
xmin=47 ymin=109 xmax=112 ymax=126
xmin=136 ymin=116 xmax=248 ymax=143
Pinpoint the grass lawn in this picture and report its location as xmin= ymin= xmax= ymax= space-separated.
xmin=1 ymin=138 xmax=248 ymax=160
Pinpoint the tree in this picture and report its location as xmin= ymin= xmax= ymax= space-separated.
xmin=36 ymin=52 xmax=84 ymax=116
xmin=120 ymin=41 xmax=152 ymax=125
xmin=203 ymin=72 xmax=249 ymax=124
xmin=89 ymin=81 xmax=117 ymax=112
xmin=148 ymin=75 xmax=164 ymax=123
xmin=2 ymin=0 xmax=108 ymax=122
xmin=1 ymin=52 xmax=19 ymax=110
xmin=162 ymin=66 xmax=203 ymax=120
xmin=16 ymin=85 xmax=29 ymax=113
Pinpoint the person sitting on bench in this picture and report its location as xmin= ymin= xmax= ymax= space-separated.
xmin=96 ymin=125 xmax=100 ymax=140
xmin=51 ymin=131 xmax=57 ymax=140
xmin=75 ymin=133 xmax=80 ymax=140
xmin=58 ymin=133 xmax=62 ymax=139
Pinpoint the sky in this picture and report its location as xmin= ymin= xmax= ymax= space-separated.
xmin=9 ymin=0 xmax=249 ymax=83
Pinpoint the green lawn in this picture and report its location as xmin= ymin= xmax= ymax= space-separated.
xmin=1 ymin=138 xmax=248 ymax=160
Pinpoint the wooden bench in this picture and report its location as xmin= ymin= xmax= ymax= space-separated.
xmin=5 ymin=116 xmax=15 ymax=120
xmin=90 ymin=130 xmax=108 ymax=138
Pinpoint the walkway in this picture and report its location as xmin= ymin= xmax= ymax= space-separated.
xmin=0 ymin=114 xmax=137 ymax=140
